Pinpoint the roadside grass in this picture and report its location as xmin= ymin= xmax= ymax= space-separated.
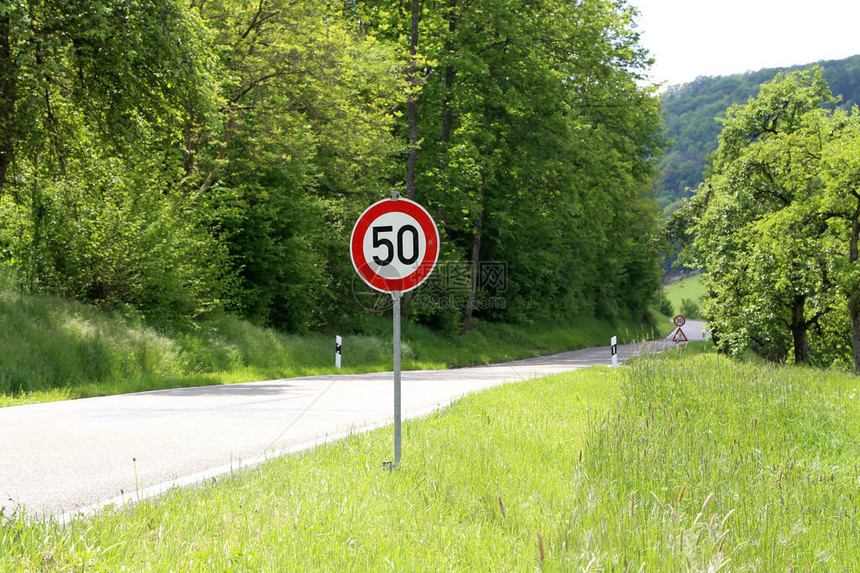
xmin=663 ymin=273 xmax=706 ymax=316
xmin=3 ymin=349 xmax=858 ymax=570
xmin=588 ymin=350 xmax=860 ymax=569
xmin=648 ymin=306 xmax=675 ymax=335
xmin=0 ymin=280 xmax=660 ymax=406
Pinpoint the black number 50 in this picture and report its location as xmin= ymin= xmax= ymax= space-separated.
xmin=372 ymin=224 xmax=419 ymax=266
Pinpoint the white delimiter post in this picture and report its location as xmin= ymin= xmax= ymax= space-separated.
xmin=335 ymin=335 xmax=342 ymax=370
xmin=611 ymin=336 xmax=618 ymax=371
xmin=392 ymin=291 xmax=402 ymax=466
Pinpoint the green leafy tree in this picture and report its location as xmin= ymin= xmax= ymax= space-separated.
xmin=0 ymin=0 xmax=229 ymax=319
xmin=684 ymin=68 xmax=858 ymax=366
xmin=819 ymin=108 xmax=860 ymax=372
xmin=0 ymin=0 xmax=216 ymax=191
xmin=356 ymin=0 xmax=666 ymax=328
xmin=189 ymin=0 xmax=405 ymax=330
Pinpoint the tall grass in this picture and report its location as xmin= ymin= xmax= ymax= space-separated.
xmin=0 ymin=275 xmax=660 ymax=406
xmin=2 ymin=367 xmax=621 ymax=571
xmin=2 ymin=349 xmax=857 ymax=570
xmin=580 ymin=350 xmax=859 ymax=569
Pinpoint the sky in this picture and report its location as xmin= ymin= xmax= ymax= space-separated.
xmin=628 ymin=0 xmax=860 ymax=87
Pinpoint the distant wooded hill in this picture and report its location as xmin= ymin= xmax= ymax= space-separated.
xmin=658 ymin=54 xmax=860 ymax=214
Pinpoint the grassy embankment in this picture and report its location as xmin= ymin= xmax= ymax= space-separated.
xmin=3 ymin=345 xmax=857 ymax=570
xmin=0 ymin=272 xmax=666 ymax=406
xmin=663 ymin=273 xmax=706 ymax=318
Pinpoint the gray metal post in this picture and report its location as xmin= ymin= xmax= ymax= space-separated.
xmin=392 ymin=290 xmax=402 ymax=466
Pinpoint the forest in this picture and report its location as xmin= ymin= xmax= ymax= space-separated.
xmin=0 ymin=0 xmax=666 ymax=333
xmin=658 ymin=55 xmax=860 ymax=215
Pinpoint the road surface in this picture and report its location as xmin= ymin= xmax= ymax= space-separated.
xmin=0 ymin=323 xmax=706 ymax=520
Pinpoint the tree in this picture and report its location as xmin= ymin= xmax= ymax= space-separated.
xmin=0 ymin=0 xmax=216 ymax=191
xmin=819 ymin=108 xmax=860 ymax=373
xmin=357 ymin=0 xmax=666 ymax=328
xmin=684 ymin=68 xmax=860 ymax=367
xmin=0 ymin=0 xmax=230 ymax=320
xmin=190 ymin=0 xmax=405 ymax=330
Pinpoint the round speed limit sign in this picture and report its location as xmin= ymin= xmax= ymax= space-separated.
xmin=673 ymin=315 xmax=686 ymax=327
xmin=350 ymin=197 xmax=440 ymax=293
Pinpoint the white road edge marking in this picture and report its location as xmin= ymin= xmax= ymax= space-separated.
xmin=54 ymin=397 xmax=466 ymax=525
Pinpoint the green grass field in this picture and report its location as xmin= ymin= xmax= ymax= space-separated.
xmin=3 ymin=347 xmax=857 ymax=570
xmin=0 ymin=276 xmax=662 ymax=406
xmin=664 ymin=273 xmax=707 ymax=317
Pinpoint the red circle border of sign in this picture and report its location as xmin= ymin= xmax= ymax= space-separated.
xmin=673 ymin=314 xmax=686 ymax=327
xmin=350 ymin=198 xmax=440 ymax=293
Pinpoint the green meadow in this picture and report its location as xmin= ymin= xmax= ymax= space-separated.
xmin=3 ymin=345 xmax=857 ymax=570
xmin=664 ymin=274 xmax=707 ymax=318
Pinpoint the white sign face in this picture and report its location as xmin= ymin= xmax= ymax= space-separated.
xmin=361 ymin=211 xmax=428 ymax=280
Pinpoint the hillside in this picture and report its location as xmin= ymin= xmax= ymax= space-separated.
xmin=0 ymin=269 xmax=666 ymax=406
xmin=658 ymin=54 xmax=860 ymax=213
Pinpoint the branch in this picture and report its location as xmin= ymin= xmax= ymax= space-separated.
xmin=238 ymin=0 xmax=269 ymax=43
xmin=821 ymin=210 xmax=845 ymax=221
xmin=804 ymin=307 xmax=830 ymax=329
xmin=197 ymin=117 xmax=234 ymax=195
xmin=747 ymin=161 xmax=791 ymax=206
xmin=229 ymin=69 xmax=300 ymax=104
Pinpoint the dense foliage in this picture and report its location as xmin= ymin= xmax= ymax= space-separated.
xmin=658 ymin=55 xmax=860 ymax=215
xmin=675 ymin=68 xmax=860 ymax=372
xmin=0 ymin=0 xmax=666 ymax=331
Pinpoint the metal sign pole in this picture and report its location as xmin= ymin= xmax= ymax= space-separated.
xmin=392 ymin=290 xmax=402 ymax=467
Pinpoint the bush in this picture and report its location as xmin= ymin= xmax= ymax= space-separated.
xmin=0 ymin=157 xmax=231 ymax=322
xmin=652 ymin=289 xmax=674 ymax=317
xmin=680 ymin=297 xmax=700 ymax=318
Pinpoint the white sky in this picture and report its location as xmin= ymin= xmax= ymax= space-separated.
xmin=628 ymin=0 xmax=860 ymax=87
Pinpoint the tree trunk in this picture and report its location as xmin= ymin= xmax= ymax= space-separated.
xmin=850 ymin=215 xmax=860 ymax=374
xmin=400 ymin=0 xmax=422 ymax=322
xmin=405 ymin=0 xmax=421 ymax=200
xmin=462 ymin=170 xmax=485 ymax=332
xmin=0 ymin=15 xmax=16 ymax=192
xmin=849 ymin=295 xmax=860 ymax=375
xmin=439 ymin=0 xmax=457 ymax=151
xmin=791 ymin=295 xmax=809 ymax=364
xmin=440 ymin=64 xmax=455 ymax=147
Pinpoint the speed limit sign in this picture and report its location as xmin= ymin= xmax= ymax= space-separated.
xmin=350 ymin=197 xmax=440 ymax=293
xmin=351 ymin=196 xmax=440 ymax=468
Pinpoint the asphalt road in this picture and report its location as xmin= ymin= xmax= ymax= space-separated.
xmin=0 ymin=322 xmax=706 ymax=520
